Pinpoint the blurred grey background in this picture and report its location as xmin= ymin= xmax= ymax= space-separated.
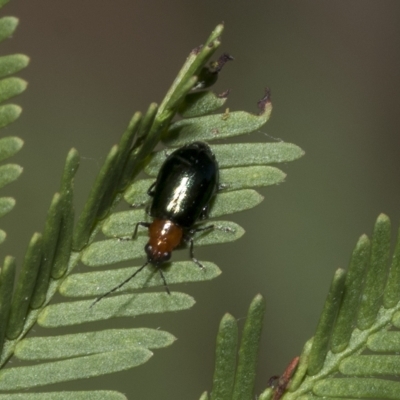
xmin=1 ymin=0 xmax=400 ymax=398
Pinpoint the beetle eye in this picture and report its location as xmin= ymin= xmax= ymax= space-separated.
xmin=163 ymin=252 xmax=171 ymax=262
xmin=145 ymin=243 xmax=152 ymax=257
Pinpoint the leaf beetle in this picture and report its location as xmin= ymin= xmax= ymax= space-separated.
xmin=92 ymin=141 xmax=219 ymax=305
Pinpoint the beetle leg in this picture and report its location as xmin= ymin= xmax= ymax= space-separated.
xmin=186 ymin=224 xmax=214 ymax=268
xmin=145 ymin=204 xmax=151 ymax=216
xmin=191 ymin=224 xmax=214 ymax=234
xmin=188 ymin=224 xmax=214 ymax=236
xmin=118 ymin=221 xmax=150 ymax=241
xmin=132 ymin=221 xmax=151 ymax=239
xmin=119 ymin=222 xmax=151 ymax=241
xmin=158 ymin=268 xmax=171 ymax=295
xmin=189 ymin=238 xmax=205 ymax=270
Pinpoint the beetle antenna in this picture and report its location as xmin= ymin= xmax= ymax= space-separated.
xmin=90 ymin=261 xmax=149 ymax=308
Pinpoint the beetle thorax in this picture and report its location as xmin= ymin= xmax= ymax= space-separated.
xmin=146 ymin=219 xmax=184 ymax=265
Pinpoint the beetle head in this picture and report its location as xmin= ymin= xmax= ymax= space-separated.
xmin=145 ymin=243 xmax=171 ymax=265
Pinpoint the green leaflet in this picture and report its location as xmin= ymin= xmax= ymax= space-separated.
xmin=97 ymin=112 xmax=142 ymax=220
xmin=15 ymin=328 xmax=175 ymax=360
xmin=179 ymin=90 xmax=228 ymax=118
xmin=188 ymin=189 xmax=264 ymax=217
xmin=307 ymin=269 xmax=346 ymax=375
xmin=30 ymin=192 xmax=63 ymax=309
xmin=198 ymin=392 xmax=210 ymax=400
xmin=296 ymin=397 xmax=322 ymax=400
xmin=0 ymin=104 xmax=21 ymax=128
xmin=368 ymin=331 xmax=400 ymax=352
xmin=0 ymin=77 xmax=27 ymax=103
xmin=357 ymin=214 xmax=391 ymax=330
xmin=340 ymin=355 xmax=400 ymax=375
xmin=51 ymin=148 xmax=80 ymax=279
xmin=0 ymin=393 xmax=127 ymax=400
xmin=204 ymin=295 xmax=266 ymax=400
xmin=0 ymin=256 xmax=16 ymax=355
xmin=289 ymin=338 xmax=313 ymax=392
xmin=313 ymin=377 xmax=400 ymax=399
xmin=73 ymin=145 xmax=119 ymax=251
xmin=210 ymin=313 xmax=238 ymax=400
xmin=0 ymin=163 xmax=22 ymax=188
xmin=221 ymin=166 xmax=285 ymax=190
xmin=82 ymin=235 xmax=147 ymax=266
xmin=331 ymin=235 xmax=370 ymax=353
xmin=0 ymin=348 xmax=152 ymax=390
xmin=383 ymin=225 xmax=400 ymax=308
xmin=232 ymin=294 xmax=265 ymax=400
xmin=0 ymin=1 xmax=10 ymax=10
xmin=145 ymin=142 xmax=304 ymax=176
xmin=38 ymin=292 xmax=195 ymax=327
xmin=0 ymin=54 xmax=29 ymax=78
xmin=6 ymin=233 xmax=42 ymax=339
xmin=163 ymin=103 xmax=272 ymax=146
xmin=258 ymin=388 xmax=273 ymax=400
xmin=119 ymin=104 xmax=156 ymax=189
xmin=118 ymin=110 xmax=144 ymax=189
xmin=0 ymin=196 xmax=14 ymax=217
xmin=60 ymin=261 xmax=221 ymax=297
xmin=0 ymin=16 xmax=18 ymax=42
xmin=122 ymin=178 xmax=151 ymax=205
xmin=0 ymin=136 xmax=23 ymax=162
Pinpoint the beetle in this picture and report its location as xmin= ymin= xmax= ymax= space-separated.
xmin=92 ymin=141 xmax=219 ymax=306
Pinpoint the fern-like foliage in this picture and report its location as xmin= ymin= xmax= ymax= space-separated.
xmin=0 ymin=0 xmax=29 ymax=378
xmin=0 ymin=17 xmax=303 ymax=399
xmin=287 ymin=214 xmax=400 ymax=400
xmin=201 ymin=214 xmax=400 ymax=400
xmin=0 ymin=0 xmax=28 ymax=245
